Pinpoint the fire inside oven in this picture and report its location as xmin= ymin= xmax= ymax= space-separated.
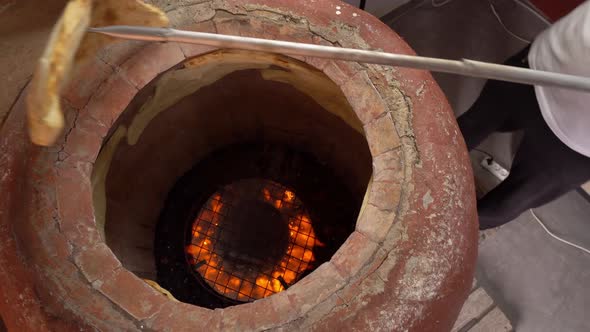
xmin=186 ymin=179 xmax=323 ymax=301
xmin=155 ymin=143 xmax=360 ymax=309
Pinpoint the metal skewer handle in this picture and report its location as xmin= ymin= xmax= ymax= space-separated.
xmin=88 ymin=25 xmax=590 ymax=93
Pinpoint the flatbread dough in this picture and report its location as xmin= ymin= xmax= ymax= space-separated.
xmin=26 ymin=0 xmax=169 ymax=146
xmin=143 ymin=279 xmax=179 ymax=301
xmin=76 ymin=0 xmax=169 ymax=63
xmin=26 ymin=0 xmax=92 ymax=146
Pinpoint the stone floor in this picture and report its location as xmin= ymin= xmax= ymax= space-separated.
xmin=385 ymin=1 xmax=590 ymax=331
xmin=477 ymin=191 xmax=590 ymax=332
xmin=453 ymin=280 xmax=512 ymax=332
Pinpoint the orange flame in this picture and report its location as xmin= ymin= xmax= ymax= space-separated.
xmin=186 ymin=182 xmax=323 ymax=301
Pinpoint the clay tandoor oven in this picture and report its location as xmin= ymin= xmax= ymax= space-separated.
xmin=0 ymin=1 xmax=478 ymax=331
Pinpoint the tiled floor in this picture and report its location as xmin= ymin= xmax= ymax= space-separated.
xmin=477 ymin=192 xmax=590 ymax=332
xmin=452 ymin=280 xmax=513 ymax=331
xmin=380 ymin=0 xmax=590 ymax=331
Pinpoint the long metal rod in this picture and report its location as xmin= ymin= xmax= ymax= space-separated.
xmin=88 ymin=25 xmax=590 ymax=92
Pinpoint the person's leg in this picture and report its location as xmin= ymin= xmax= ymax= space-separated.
xmin=478 ymin=116 xmax=590 ymax=229
xmin=457 ymin=46 xmax=532 ymax=150
xmin=457 ymin=81 xmax=514 ymax=150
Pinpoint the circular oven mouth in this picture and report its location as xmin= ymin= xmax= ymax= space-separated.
xmin=97 ymin=50 xmax=373 ymax=310
xmin=187 ymin=178 xmax=322 ymax=302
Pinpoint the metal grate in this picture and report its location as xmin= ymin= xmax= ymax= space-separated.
xmin=186 ymin=178 xmax=323 ymax=302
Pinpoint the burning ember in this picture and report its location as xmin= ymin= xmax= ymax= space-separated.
xmin=186 ymin=179 xmax=323 ymax=301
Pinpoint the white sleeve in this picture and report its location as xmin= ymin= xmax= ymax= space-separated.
xmin=528 ymin=0 xmax=590 ymax=157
